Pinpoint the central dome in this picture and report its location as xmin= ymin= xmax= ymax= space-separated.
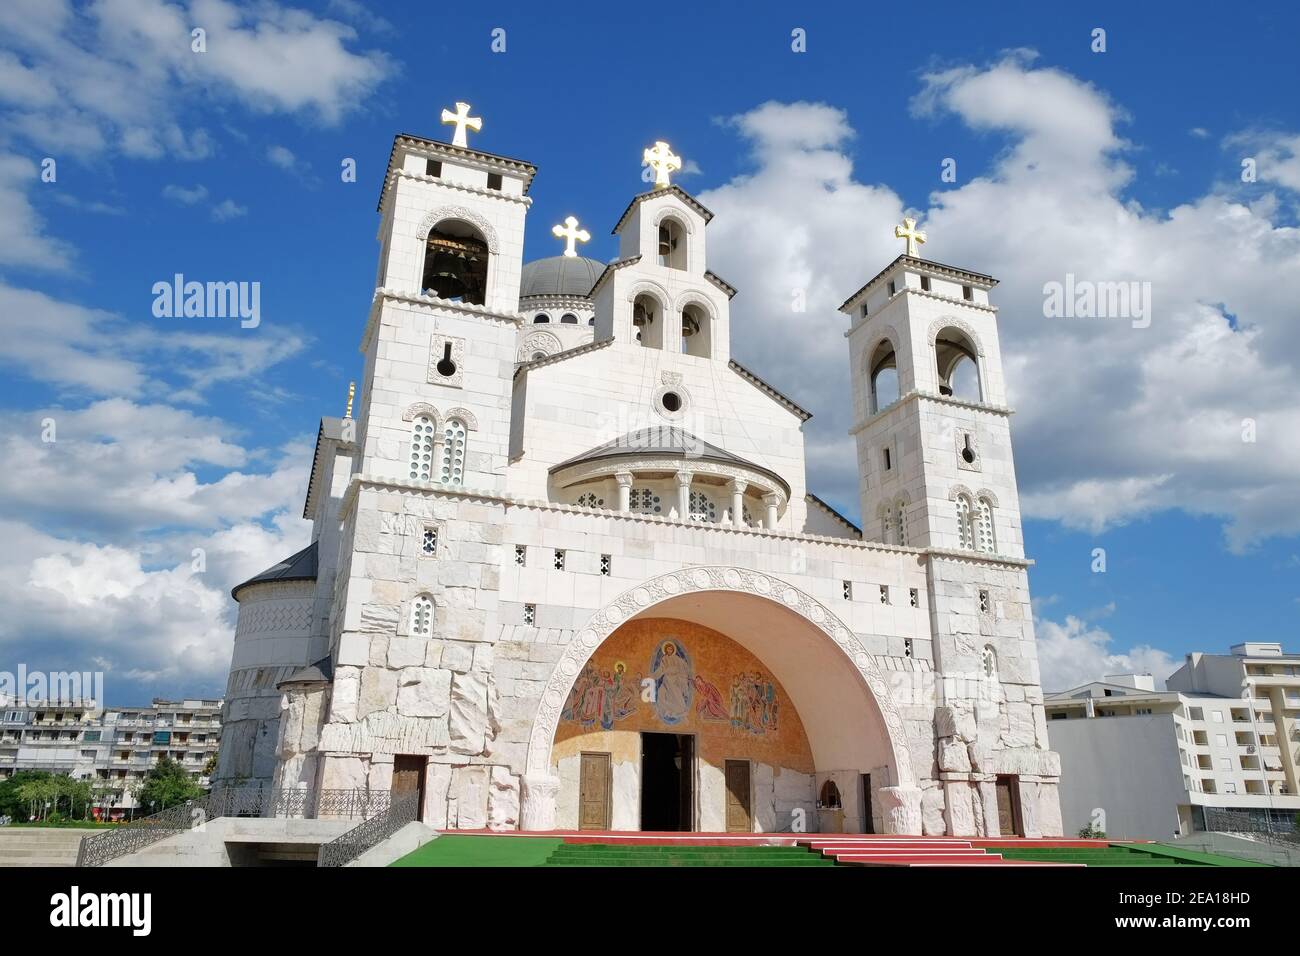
xmin=519 ymin=255 xmax=604 ymax=298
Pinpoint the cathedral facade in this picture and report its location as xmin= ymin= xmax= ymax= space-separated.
xmin=215 ymin=107 xmax=1063 ymax=837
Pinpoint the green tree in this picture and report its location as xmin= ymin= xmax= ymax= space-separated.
xmin=0 ymin=770 xmax=55 ymax=819
xmin=134 ymin=757 xmax=204 ymax=812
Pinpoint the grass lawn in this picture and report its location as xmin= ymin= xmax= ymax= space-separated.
xmin=391 ymin=835 xmax=564 ymax=867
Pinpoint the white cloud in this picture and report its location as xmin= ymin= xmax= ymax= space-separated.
xmin=699 ymin=57 xmax=1300 ymax=550
xmin=162 ymin=183 xmax=210 ymax=205
xmin=1035 ymin=615 xmax=1179 ymax=693
xmin=0 ymin=153 xmax=74 ymax=269
xmin=0 ymin=282 xmax=308 ymax=399
xmin=267 ymin=144 xmax=296 ymax=168
xmin=210 ymin=197 xmax=248 ymax=221
xmin=0 ymin=0 xmax=392 ymax=161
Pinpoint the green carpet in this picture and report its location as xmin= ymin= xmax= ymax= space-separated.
xmin=391 ymin=835 xmax=563 ymax=867
xmin=997 ymin=843 xmax=1267 ymax=867
xmin=391 ymin=837 xmax=833 ymax=867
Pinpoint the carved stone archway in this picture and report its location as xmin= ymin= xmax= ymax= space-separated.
xmin=520 ymin=565 xmax=922 ymax=832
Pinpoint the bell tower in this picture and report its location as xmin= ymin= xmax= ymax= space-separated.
xmin=358 ymin=102 xmax=535 ymax=494
xmin=840 ymin=220 xmax=1024 ymax=560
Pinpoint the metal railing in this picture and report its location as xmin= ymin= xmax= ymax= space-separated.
xmin=1203 ymin=807 xmax=1299 ymax=845
xmin=317 ymin=791 xmax=420 ymax=867
xmin=76 ymin=787 xmax=404 ymax=867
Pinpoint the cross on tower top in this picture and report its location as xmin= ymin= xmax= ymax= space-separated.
xmin=643 ymin=140 xmax=682 ymax=189
xmin=440 ymin=101 xmax=482 ymax=148
xmin=894 ymin=216 xmax=928 ymax=258
xmin=552 ymin=216 xmax=591 ymax=258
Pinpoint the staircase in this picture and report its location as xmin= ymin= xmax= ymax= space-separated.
xmin=0 ymin=828 xmax=97 ymax=867
xmin=545 ymin=842 xmax=835 ymax=867
xmin=802 ymin=836 xmax=1238 ymax=867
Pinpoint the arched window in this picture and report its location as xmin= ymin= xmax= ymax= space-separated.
xmin=895 ymin=500 xmax=908 ymax=547
xmin=981 ymin=644 xmax=997 ymax=680
xmin=881 ymin=508 xmax=895 ymax=545
xmin=560 ymin=313 xmax=579 ymax=324
xmin=630 ymin=487 xmax=662 ymax=515
xmin=975 ymin=497 xmax=996 ymax=554
xmin=632 ymin=293 xmax=663 ymax=348
xmin=819 ymin=780 xmax=842 ymax=809
xmin=934 ymin=328 xmax=981 ymax=401
xmin=657 ymin=218 xmax=686 ymax=270
xmin=422 ymin=221 xmax=489 ymax=305
xmin=956 ymin=495 xmax=973 ymax=549
xmin=532 ymin=313 xmax=550 ymax=324
xmin=411 ymin=594 xmax=434 ymax=637
xmin=409 ymin=415 xmax=436 ymax=481
xmin=688 ymin=490 xmax=716 ymax=523
xmin=869 ymin=341 xmax=899 ymax=414
xmin=681 ymin=303 xmax=711 ymax=358
xmin=440 ymin=418 xmax=467 ymax=485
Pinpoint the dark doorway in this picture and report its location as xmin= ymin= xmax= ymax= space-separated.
xmin=392 ymin=754 xmax=427 ymax=822
xmin=996 ymin=775 xmax=1023 ymax=836
xmin=640 ymin=732 xmax=694 ymax=831
xmin=860 ymin=773 xmax=875 ymax=834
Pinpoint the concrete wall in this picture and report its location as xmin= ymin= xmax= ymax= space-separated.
xmin=1048 ymin=713 xmax=1186 ymax=840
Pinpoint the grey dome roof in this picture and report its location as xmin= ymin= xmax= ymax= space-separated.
xmin=519 ymin=255 xmax=604 ymax=298
xmin=231 ymin=541 xmax=317 ymax=601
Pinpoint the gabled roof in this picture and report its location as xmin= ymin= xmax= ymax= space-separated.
xmin=377 ymin=133 xmax=538 ymax=211
xmin=513 ymin=337 xmax=614 ymax=379
xmin=277 ymin=656 xmax=334 ymax=690
xmin=612 ymin=185 xmax=714 ymax=235
xmin=728 ymin=359 xmax=812 ymax=422
xmin=837 ymin=255 xmax=998 ymax=313
xmin=551 ymin=426 xmax=790 ymax=496
xmin=231 ymin=542 xmax=318 ymax=601
xmin=806 ymin=493 xmax=862 ymax=537
xmin=303 ymin=416 xmax=354 ymax=520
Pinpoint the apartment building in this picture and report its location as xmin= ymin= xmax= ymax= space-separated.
xmin=1045 ymin=643 xmax=1300 ymax=840
xmin=0 ymin=697 xmax=223 ymax=819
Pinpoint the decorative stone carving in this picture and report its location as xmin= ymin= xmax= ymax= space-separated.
xmin=877 ymin=786 xmax=923 ymax=835
xmin=520 ymin=772 xmax=560 ymax=831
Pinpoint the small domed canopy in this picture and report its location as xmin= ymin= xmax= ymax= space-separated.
xmin=231 ymin=541 xmax=318 ymax=601
xmin=519 ymin=255 xmax=605 ymax=298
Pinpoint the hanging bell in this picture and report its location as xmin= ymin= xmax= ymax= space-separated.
xmin=633 ymin=302 xmax=653 ymax=327
xmin=682 ymin=314 xmax=700 ymax=337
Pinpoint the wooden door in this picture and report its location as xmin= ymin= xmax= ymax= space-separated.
xmin=995 ymin=775 xmax=1021 ymax=836
xmin=724 ymin=759 xmax=752 ymax=833
xmin=579 ymin=752 xmax=612 ymax=831
xmin=392 ymin=754 xmax=426 ymax=822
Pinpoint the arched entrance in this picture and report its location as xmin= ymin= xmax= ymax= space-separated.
xmin=520 ymin=567 xmax=922 ymax=834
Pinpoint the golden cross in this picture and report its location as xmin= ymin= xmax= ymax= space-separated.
xmin=643 ymin=140 xmax=682 ymax=188
xmin=894 ymin=216 xmax=927 ymax=258
xmin=345 ymin=381 xmax=355 ymax=419
xmin=440 ymin=101 xmax=482 ymax=148
xmin=552 ymin=216 xmax=591 ymax=257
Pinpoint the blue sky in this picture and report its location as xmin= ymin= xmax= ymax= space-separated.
xmin=2 ymin=0 xmax=1299 ymax=705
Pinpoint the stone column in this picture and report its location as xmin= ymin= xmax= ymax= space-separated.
xmin=520 ymin=772 xmax=561 ymax=831
xmin=728 ymin=479 xmax=747 ymax=527
xmin=877 ymin=785 xmax=923 ymax=835
xmin=675 ymin=470 xmax=692 ymax=520
xmin=763 ymin=492 xmax=781 ymax=530
xmin=615 ymin=471 xmax=633 ymax=513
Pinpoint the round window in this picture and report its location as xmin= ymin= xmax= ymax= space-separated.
xmin=661 ymin=391 xmax=682 ymax=413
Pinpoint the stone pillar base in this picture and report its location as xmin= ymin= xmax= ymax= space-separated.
xmin=877 ymin=786 xmax=923 ymax=835
xmin=519 ymin=772 xmax=561 ymax=831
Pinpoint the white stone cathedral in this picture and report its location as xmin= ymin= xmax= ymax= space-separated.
xmin=215 ymin=104 xmax=1063 ymax=837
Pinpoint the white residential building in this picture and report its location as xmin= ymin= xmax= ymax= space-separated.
xmin=1046 ymin=644 xmax=1300 ymax=839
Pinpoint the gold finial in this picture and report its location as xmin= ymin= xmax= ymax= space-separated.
xmin=345 ymin=381 xmax=355 ymax=420
xmin=551 ymin=216 xmax=591 ymax=257
xmin=894 ymin=216 xmax=927 ymax=258
xmin=440 ymin=101 xmax=482 ymax=148
xmin=643 ymin=140 xmax=682 ymax=188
